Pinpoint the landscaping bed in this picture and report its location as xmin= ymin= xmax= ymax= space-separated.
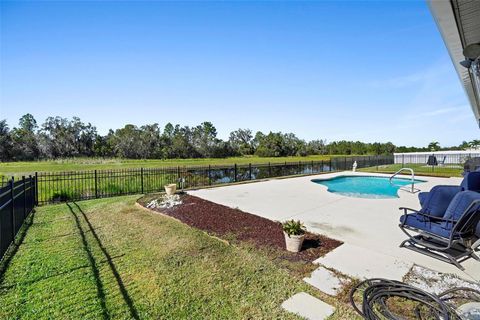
xmin=138 ymin=193 xmax=342 ymax=263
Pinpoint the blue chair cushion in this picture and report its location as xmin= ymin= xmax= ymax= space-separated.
xmin=418 ymin=192 xmax=429 ymax=206
xmin=400 ymin=213 xmax=450 ymax=238
xmin=443 ymin=191 xmax=480 ymax=222
xmin=419 ymin=172 xmax=480 ymax=208
xmin=460 ymin=172 xmax=470 ymax=190
xmin=420 ymin=185 xmax=461 ymax=217
xmin=462 ymin=172 xmax=480 ymax=192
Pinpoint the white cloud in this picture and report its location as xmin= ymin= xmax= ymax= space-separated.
xmin=369 ymin=61 xmax=452 ymax=89
xmin=405 ymin=105 xmax=468 ymax=119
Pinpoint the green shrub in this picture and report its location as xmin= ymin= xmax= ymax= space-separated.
xmin=50 ymin=190 xmax=80 ymax=202
xmin=282 ymin=220 xmax=306 ymax=237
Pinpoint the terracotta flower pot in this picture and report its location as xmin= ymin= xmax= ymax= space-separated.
xmin=284 ymin=232 xmax=305 ymax=252
xmin=164 ymin=184 xmax=177 ymax=196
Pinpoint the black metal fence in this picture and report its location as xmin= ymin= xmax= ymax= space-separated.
xmin=34 ymin=155 xmax=394 ymax=204
xmin=0 ymin=176 xmax=36 ymax=259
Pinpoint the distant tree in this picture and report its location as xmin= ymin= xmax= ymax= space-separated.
xmin=72 ymin=117 xmax=97 ymax=157
xmin=469 ymin=140 xmax=480 ymax=150
xmin=192 ymin=122 xmax=219 ymax=158
xmin=38 ymin=116 xmax=97 ymax=158
xmin=160 ymin=123 xmax=175 ymax=158
xmin=282 ymin=133 xmax=305 ymax=156
xmin=306 ymin=139 xmax=327 ymax=155
xmin=252 ymin=131 xmax=265 ymax=151
xmin=109 ymin=124 xmax=144 ymax=158
xmin=456 ymin=141 xmax=469 ymax=150
xmin=0 ymin=120 xmax=13 ymax=161
xmin=229 ymin=128 xmax=254 ymax=156
xmin=93 ymin=133 xmax=114 ymax=157
xmin=383 ymin=142 xmax=396 ymax=154
xmin=11 ymin=113 xmax=39 ymax=160
xmin=170 ymin=125 xmax=198 ymax=158
xmin=428 ymin=141 xmax=440 ymax=151
xmin=255 ymin=132 xmax=284 ymax=157
xmin=139 ymin=123 xmax=162 ymax=158
xmin=4 ymin=113 xmax=477 ymax=161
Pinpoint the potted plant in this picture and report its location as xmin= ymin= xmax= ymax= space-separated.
xmin=282 ymin=220 xmax=306 ymax=252
xmin=164 ymin=183 xmax=177 ymax=196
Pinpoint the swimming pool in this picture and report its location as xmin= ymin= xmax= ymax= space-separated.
xmin=312 ymin=175 xmax=425 ymax=199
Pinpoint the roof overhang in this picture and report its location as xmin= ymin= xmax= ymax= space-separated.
xmin=427 ymin=0 xmax=480 ymax=126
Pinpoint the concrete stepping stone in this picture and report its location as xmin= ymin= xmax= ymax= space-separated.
xmin=303 ymin=266 xmax=348 ymax=296
xmin=281 ymin=292 xmax=335 ymax=320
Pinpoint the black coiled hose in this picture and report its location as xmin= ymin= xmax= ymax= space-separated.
xmin=349 ymin=278 xmax=480 ymax=319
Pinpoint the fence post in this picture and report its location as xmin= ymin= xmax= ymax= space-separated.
xmin=402 ymin=154 xmax=405 ymax=167
xmin=431 ymin=153 xmax=434 ymax=173
xmin=208 ymin=165 xmax=211 ymax=185
xmin=22 ymin=176 xmax=26 ymax=220
xmin=311 ymin=160 xmax=314 ymax=174
xmin=94 ymin=170 xmax=98 ymax=198
xmin=141 ymin=168 xmax=144 ymax=194
xmin=29 ymin=175 xmax=33 ymax=209
xmin=329 ymin=158 xmax=332 ymax=172
xmin=268 ymin=162 xmax=271 ymax=177
xmin=234 ymin=164 xmax=238 ymax=182
xmin=344 ymin=157 xmax=347 ymax=170
xmin=10 ymin=177 xmax=15 ymax=243
xmin=299 ymin=161 xmax=301 ymax=175
xmin=34 ymin=172 xmax=38 ymax=205
xmin=249 ymin=163 xmax=252 ymax=180
xmin=376 ymin=156 xmax=379 ymax=171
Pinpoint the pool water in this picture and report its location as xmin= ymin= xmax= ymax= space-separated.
xmin=312 ymin=176 xmax=425 ymax=199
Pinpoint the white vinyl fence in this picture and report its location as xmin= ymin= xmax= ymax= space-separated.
xmin=393 ymin=150 xmax=480 ymax=166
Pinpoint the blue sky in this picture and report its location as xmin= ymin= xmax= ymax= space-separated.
xmin=1 ymin=1 xmax=478 ymax=147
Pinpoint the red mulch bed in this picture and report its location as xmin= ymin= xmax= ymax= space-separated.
xmin=139 ymin=194 xmax=342 ymax=262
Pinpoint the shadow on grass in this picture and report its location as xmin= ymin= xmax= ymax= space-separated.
xmin=67 ymin=202 xmax=109 ymax=320
xmin=69 ymin=202 xmax=140 ymax=320
xmin=0 ymin=209 xmax=36 ymax=280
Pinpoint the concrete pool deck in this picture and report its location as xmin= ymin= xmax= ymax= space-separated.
xmin=189 ymin=171 xmax=480 ymax=282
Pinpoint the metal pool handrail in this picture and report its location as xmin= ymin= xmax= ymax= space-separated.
xmin=390 ymin=168 xmax=417 ymax=193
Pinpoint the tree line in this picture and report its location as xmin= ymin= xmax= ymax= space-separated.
xmin=0 ymin=114 xmax=476 ymax=161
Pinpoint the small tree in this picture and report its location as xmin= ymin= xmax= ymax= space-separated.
xmin=428 ymin=141 xmax=440 ymax=151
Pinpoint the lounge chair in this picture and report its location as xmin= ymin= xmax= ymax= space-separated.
xmin=399 ymin=191 xmax=480 ymax=270
xmin=418 ymin=171 xmax=480 ymax=207
xmin=438 ymin=155 xmax=447 ymax=166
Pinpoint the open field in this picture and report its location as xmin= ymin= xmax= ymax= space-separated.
xmin=0 ymin=196 xmax=359 ymax=319
xmin=0 ymin=155 xmax=332 ymax=178
xmin=359 ymin=163 xmax=463 ymax=177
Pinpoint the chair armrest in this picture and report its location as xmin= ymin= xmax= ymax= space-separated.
xmin=399 ymin=207 xmax=436 ymax=219
xmin=416 ymin=212 xmax=447 ymax=220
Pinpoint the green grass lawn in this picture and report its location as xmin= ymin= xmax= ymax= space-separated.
xmin=0 ymin=155 xmax=332 ymax=178
xmin=359 ymin=163 xmax=463 ymax=177
xmin=0 ymin=196 xmax=359 ymax=319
